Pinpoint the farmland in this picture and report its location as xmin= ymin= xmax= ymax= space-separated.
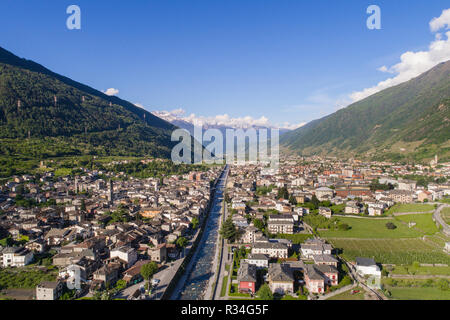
xmin=442 ymin=207 xmax=450 ymax=225
xmin=385 ymin=203 xmax=435 ymax=215
xmin=328 ymin=238 xmax=450 ymax=265
xmin=394 ymin=213 xmax=439 ymax=235
xmin=318 ymin=216 xmax=423 ymax=239
xmin=385 ymin=286 xmax=450 ymax=300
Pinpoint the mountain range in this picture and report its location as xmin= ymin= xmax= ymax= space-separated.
xmin=0 ymin=46 xmax=178 ymax=161
xmin=281 ymin=60 xmax=450 ymax=163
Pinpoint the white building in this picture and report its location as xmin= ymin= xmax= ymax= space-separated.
xmin=355 ymin=257 xmax=381 ymax=277
xmin=110 ymin=246 xmax=137 ymax=268
xmin=1 ymin=247 xmax=34 ymax=267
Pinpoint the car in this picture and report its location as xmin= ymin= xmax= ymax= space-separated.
xmin=151 ymin=279 xmax=160 ymax=286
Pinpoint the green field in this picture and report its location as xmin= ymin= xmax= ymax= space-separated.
xmin=327 ymin=287 xmax=365 ymax=300
xmin=329 ymin=238 xmax=450 ymax=265
xmin=390 ymin=265 xmax=450 ymax=276
xmin=394 ymin=213 xmax=439 ymax=235
xmin=442 ymin=207 xmax=450 ymax=225
xmin=386 ymin=203 xmax=435 ymax=215
xmin=319 ymin=216 xmax=423 ymax=239
xmin=385 ymin=286 xmax=450 ymax=300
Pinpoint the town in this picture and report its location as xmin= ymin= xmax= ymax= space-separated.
xmin=0 ymin=155 xmax=449 ymax=300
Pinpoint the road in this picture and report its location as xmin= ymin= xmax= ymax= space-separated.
xmin=433 ymin=204 xmax=450 ymax=236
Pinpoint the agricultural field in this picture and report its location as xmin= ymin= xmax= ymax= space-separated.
xmin=318 ymin=216 xmax=424 ymax=239
xmin=442 ymin=207 xmax=450 ymax=225
xmin=327 ymin=287 xmax=365 ymax=300
xmin=328 ymin=238 xmax=450 ymax=265
xmin=390 ymin=265 xmax=450 ymax=276
xmin=385 ymin=286 xmax=450 ymax=300
xmin=394 ymin=213 xmax=439 ymax=235
xmin=385 ymin=203 xmax=435 ymax=215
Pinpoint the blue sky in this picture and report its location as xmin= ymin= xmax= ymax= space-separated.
xmin=1 ymin=0 xmax=450 ymax=128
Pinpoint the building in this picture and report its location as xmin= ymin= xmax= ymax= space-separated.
xmin=237 ymin=262 xmax=257 ymax=294
xmin=245 ymin=254 xmax=270 ymax=268
xmin=300 ymin=239 xmax=332 ymax=259
xmin=148 ymin=244 xmax=167 ymax=263
xmin=267 ymin=263 xmax=294 ymax=294
xmin=267 ymin=215 xmax=294 ymax=234
xmin=312 ymin=254 xmax=339 ymax=267
xmin=315 ymin=187 xmax=334 ymax=201
xmin=109 ymin=246 xmax=138 ymax=268
xmin=318 ymin=207 xmax=332 ymax=219
xmin=252 ymin=242 xmax=288 ymax=259
xmin=355 ymin=257 xmax=381 ymax=277
xmin=303 ymin=264 xmax=338 ymax=294
xmin=36 ymin=281 xmax=64 ymax=300
xmin=1 ymin=247 xmax=34 ymax=267
xmin=388 ymin=190 xmax=414 ymax=204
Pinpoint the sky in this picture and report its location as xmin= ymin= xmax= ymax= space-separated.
xmin=1 ymin=0 xmax=450 ymax=129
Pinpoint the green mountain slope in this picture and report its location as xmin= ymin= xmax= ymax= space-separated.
xmin=281 ymin=61 xmax=450 ymax=163
xmin=0 ymin=46 xmax=178 ymax=160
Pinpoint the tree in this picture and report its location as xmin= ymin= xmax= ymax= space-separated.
xmin=141 ymin=261 xmax=159 ymax=291
xmin=385 ymin=222 xmax=397 ymax=230
xmin=288 ymin=195 xmax=297 ymax=206
xmin=252 ymin=218 xmax=265 ymax=231
xmin=176 ymin=236 xmax=188 ymax=248
xmin=277 ymin=187 xmax=289 ymax=200
xmin=191 ymin=217 xmax=199 ymax=230
xmin=257 ymin=284 xmax=273 ymax=300
xmin=311 ymin=195 xmax=320 ymax=210
xmin=220 ymin=217 xmax=237 ymax=243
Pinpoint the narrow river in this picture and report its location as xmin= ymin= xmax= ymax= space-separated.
xmin=175 ymin=165 xmax=228 ymax=300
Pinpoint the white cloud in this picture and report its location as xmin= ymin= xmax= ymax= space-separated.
xmin=104 ymin=88 xmax=119 ymax=96
xmin=430 ymin=8 xmax=450 ymax=32
xmin=152 ymin=108 xmax=301 ymax=130
xmin=349 ymin=8 xmax=450 ymax=103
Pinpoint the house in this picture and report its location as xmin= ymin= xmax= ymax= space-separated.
xmin=36 ymin=281 xmax=64 ymax=300
xmin=240 ymin=226 xmax=261 ymax=244
xmin=445 ymin=242 xmax=450 ymax=253
xmin=304 ymin=264 xmax=325 ymax=294
xmin=267 ymin=215 xmax=294 ymax=234
xmin=344 ymin=201 xmax=361 ymax=214
xmin=245 ymin=254 xmax=270 ymax=268
xmin=417 ymin=191 xmax=433 ymax=203
xmin=355 ymin=257 xmax=381 ymax=277
xmin=312 ymin=254 xmax=339 ymax=267
xmin=92 ymin=263 xmax=120 ymax=288
xmin=122 ymin=260 xmax=151 ymax=285
xmin=148 ymin=243 xmax=167 ymax=263
xmin=315 ymin=187 xmax=334 ymax=201
xmin=267 ymin=263 xmax=294 ymax=294
xmin=318 ymin=207 xmax=332 ymax=219
xmin=237 ymin=262 xmax=257 ymax=294
xmin=300 ymin=239 xmax=332 ymax=259
xmin=1 ymin=247 xmax=34 ymax=267
xmin=110 ymin=246 xmax=138 ymax=268
xmin=252 ymin=242 xmax=288 ymax=259
xmin=368 ymin=203 xmax=384 ymax=216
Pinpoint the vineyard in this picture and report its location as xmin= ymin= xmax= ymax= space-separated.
xmin=328 ymin=238 xmax=450 ymax=265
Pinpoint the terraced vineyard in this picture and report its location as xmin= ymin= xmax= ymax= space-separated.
xmin=329 ymin=238 xmax=450 ymax=265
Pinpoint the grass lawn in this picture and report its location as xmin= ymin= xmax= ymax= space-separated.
xmin=319 ymin=216 xmax=423 ymax=239
xmin=386 ymin=203 xmax=435 ymax=215
xmin=441 ymin=207 xmax=450 ymax=225
xmin=329 ymin=238 xmax=450 ymax=265
xmin=327 ymin=287 xmax=365 ymax=300
xmin=0 ymin=266 xmax=57 ymax=289
xmin=390 ymin=265 xmax=450 ymax=276
xmin=220 ymin=275 xmax=229 ymax=297
xmin=385 ymin=286 xmax=450 ymax=300
xmin=394 ymin=213 xmax=439 ymax=235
